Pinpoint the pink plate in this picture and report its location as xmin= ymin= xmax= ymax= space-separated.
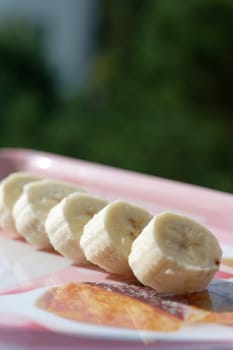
xmin=0 ymin=148 xmax=233 ymax=350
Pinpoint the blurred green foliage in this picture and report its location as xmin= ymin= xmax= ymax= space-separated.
xmin=0 ymin=0 xmax=232 ymax=193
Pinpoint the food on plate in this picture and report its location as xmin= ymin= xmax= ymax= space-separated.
xmin=36 ymin=282 xmax=181 ymax=331
xmin=38 ymin=280 xmax=233 ymax=332
xmin=13 ymin=179 xmax=85 ymax=249
xmin=45 ymin=192 xmax=108 ymax=264
xmin=0 ymin=170 xmax=223 ymax=296
xmin=128 ymin=212 xmax=222 ymax=294
xmin=0 ymin=172 xmax=41 ymax=234
xmin=80 ymin=200 xmax=152 ymax=275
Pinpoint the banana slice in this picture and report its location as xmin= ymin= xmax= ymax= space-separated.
xmin=0 ymin=172 xmax=41 ymax=234
xmin=45 ymin=192 xmax=108 ymax=264
xmin=13 ymin=179 xmax=85 ymax=249
xmin=80 ymin=200 xmax=152 ymax=275
xmin=128 ymin=212 xmax=222 ymax=294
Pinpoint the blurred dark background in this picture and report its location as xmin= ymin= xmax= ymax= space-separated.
xmin=0 ymin=0 xmax=232 ymax=193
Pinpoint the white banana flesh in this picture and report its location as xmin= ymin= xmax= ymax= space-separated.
xmin=13 ymin=179 xmax=85 ymax=249
xmin=80 ymin=200 xmax=152 ymax=275
xmin=45 ymin=192 xmax=108 ymax=264
xmin=128 ymin=212 xmax=222 ymax=294
xmin=0 ymin=172 xmax=41 ymax=234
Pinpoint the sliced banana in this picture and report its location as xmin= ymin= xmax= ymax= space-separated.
xmin=80 ymin=200 xmax=152 ymax=275
xmin=0 ymin=172 xmax=41 ymax=234
xmin=128 ymin=212 xmax=222 ymax=294
xmin=45 ymin=192 xmax=108 ymax=264
xmin=13 ymin=179 xmax=85 ymax=249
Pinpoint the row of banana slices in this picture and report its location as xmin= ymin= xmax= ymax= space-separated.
xmin=0 ymin=172 xmax=222 ymax=294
